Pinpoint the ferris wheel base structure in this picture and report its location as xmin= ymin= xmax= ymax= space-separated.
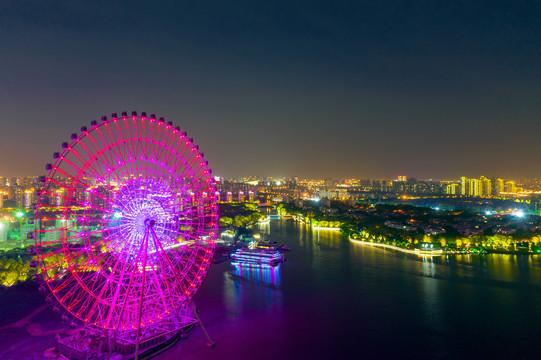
xmin=34 ymin=112 xmax=219 ymax=360
xmin=55 ymin=306 xmax=197 ymax=360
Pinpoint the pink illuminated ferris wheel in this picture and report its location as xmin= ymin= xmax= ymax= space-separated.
xmin=34 ymin=112 xmax=218 ymax=345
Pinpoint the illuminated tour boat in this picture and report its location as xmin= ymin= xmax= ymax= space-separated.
xmin=230 ymin=248 xmax=285 ymax=267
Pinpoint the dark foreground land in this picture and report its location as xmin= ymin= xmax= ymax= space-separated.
xmin=0 ymin=281 xmax=67 ymax=360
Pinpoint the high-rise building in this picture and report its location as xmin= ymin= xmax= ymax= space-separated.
xmin=494 ymin=178 xmax=505 ymax=195
xmin=505 ymin=181 xmax=516 ymax=193
xmin=460 ymin=177 xmax=468 ymax=195
xmin=55 ymin=189 xmax=65 ymax=206
xmin=480 ymin=176 xmax=492 ymax=197
xmin=24 ymin=189 xmax=35 ymax=208
xmin=445 ymin=183 xmax=459 ymax=195
xmin=14 ymin=186 xmax=24 ymax=207
xmin=324 ymin=178 xmax=335 ymax=187
xmin=469 ymin=178 xmax=480 ymax=196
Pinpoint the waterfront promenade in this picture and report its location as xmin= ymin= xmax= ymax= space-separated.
xmin=348 ymin=237 xmax=443 ymax=256
xmin=349 ymin=237 xmax=418 ymax=253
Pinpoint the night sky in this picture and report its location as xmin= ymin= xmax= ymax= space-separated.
xmin=1 ymin=1 xmax=540 ymax=179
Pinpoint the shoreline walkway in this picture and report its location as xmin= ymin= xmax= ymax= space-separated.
xmin=348 ymin=237 xmax=443 ymax=256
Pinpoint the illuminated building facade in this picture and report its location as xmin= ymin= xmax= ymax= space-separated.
xmin=480 ymin=176 xmax=492 ymax=196
xmin=460 ymin=177 xmax=468 ymax=195
xmin=505 ymin=181 xmax=516 ymax=193
xmin=494 ymin=178 xmax=505 ymax=195
xmin=24 ymin=189 xmax=35 ymax=208
xmin=445 ymin=183 xmax=459 ymax=195
xmin=459 ymin=176 xmax=495 ymax=197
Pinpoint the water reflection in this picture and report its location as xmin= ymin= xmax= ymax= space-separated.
xmin=223 ymin=264 xmax=283 ymax=319
xmin=192 ymin=219 xmax=541 ymax=359
xmin=349 ymin=238 xmax=541 ymax=290
xmin=231 ymin=264 xmax=281 ymax=287
xmin=421 ymin=256 xmax=437 ymax=278
xmin=257 ymin=221 xmax=271 ymax=235
xmin=421 ymin=257 xmax=443 ymax=333
xmin=312 ymin=227 xmax=343 ymax=249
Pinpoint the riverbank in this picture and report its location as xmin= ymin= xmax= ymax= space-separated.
xmin=348 ymin=237 xmax=443 ymax=256
xmin=348 ymin=237 xmax=541 ymax=257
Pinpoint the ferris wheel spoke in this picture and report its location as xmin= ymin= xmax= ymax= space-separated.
xmin=104 ymin=122 xmax=126 ymax=162
xmin=88 ymin=254 xmax=130 ymax=328
xmin=65 ymin=225 xmax=120 ymax=244
xmin=59 ymin=154 xmax=95 ymax=182
xmin=123 ymin=119 xmax=136 ymax=165
xmin=94 ymin=126 xmax=123 ymax=167
xmin=148 ymin=227 xmax=184 ymax=283
xmin=83 ymin=149 xmax=116 ymax=181
xmin=77 ymin=136 xmax=108 ymax=175
xmin=144 ymin=269 xmax=171 ymax=315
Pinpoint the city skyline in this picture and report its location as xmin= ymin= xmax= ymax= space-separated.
xmin=0 ymin=173 xmax=537 ymax=211
xmin=1 ymin=1 xmax=540 ymax=179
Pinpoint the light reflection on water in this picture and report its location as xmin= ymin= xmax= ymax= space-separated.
xmin=223 ymin=263 xmax=283 ymax=321
xmin=420 ymin=257 xmax=443 ymax=334
xmin=349 ymin=239 xmax=541 ymax=289
xmin=231 ymin=264 xmax=281 ymax=287
xmin=166 ymin=219 xmax=541 ymax=360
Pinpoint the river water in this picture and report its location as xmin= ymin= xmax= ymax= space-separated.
xmin=159 ymin=219 xmax=541 ymax=360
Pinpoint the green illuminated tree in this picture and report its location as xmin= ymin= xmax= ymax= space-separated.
xmin=219 ymin=216 xmax=233 ymax=227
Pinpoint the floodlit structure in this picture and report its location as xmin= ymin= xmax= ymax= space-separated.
xmin=34 ymin=112 xmax=218 ymax=359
